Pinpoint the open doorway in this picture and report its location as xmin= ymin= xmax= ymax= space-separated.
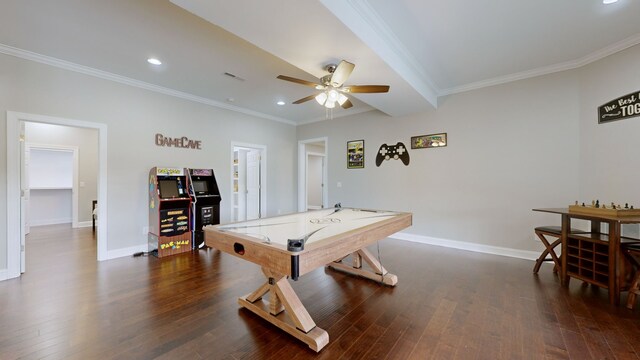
xmin=306 ymin=153 xmax=325 ymax=210
xmin=25 ymin=143 xmax=79 ymax=230
xmin=6 ymin=112 xmax=107 ymax=280
xmin=298 ymin=137 xmax=328 ymax=212
xmin=231 ymin=142 xmax=267 ymax=222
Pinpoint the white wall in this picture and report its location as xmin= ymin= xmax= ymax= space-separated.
xmin=29 ymin=189 xmax=72 ymax=226
xmin=298 ymin=44 xmax=640 ymax=254
xmin=0 ymin=53 xmax=297 ymax=271
xmin=577 ymin=44 xmax=640 ymax=203
xmin=298 ymin=68 xmax=582 ymax=253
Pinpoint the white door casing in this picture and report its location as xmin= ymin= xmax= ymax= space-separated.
xmin=6 ymin=111 xmax=108 ymax=281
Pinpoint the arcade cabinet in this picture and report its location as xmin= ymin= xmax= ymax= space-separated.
xmin=148 ymin=167 xmax=192 ymax=257
xmin=188 ymin=168 xmax=221 ymax=249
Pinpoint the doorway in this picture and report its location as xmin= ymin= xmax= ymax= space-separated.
xmin=298 ymin=137 xmax=328 ymax=212
xmin=306 ymin=153 xmax=325 ymax=210
xmin=231 ymin=142 xmax=267 ymax=222
xmin=6 ymin=111 xmax=107 ymax=280
xmin=25 ymin=144 xmax=79 ymax=230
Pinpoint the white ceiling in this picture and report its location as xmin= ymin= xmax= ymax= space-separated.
xmin=1 ymin=0 xmax=639 ymax=125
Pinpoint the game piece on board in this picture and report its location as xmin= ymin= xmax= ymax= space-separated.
xmin=575 ymin=200 xmax=578 ymax=205
xmin=595 ymin=200 xmax=600 ymax=208
xmin=592 ymin=200 xmax=595 ymax=206
xmin=611 ymin=202 xmax=615 ymax=208
xmin=626 ymin=203 xmax=629 ymax=209
xmin=582 ymin=202 xmax=585 ymax=207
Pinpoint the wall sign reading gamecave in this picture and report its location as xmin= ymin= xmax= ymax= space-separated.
xmin=155 ymin=133 xmax=202 ymax=149
xmin=598 ymin=91 xmax=640 ymax=124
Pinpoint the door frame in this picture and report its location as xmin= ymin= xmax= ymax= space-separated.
xmin=6 ymin=111 xmax=108 ymax=280
xmin=26 ymin=143 xmax=80 ymax=228
xmin=297 ymin=137 xmax=328 ymax=212
xmin=230 ymin=141 xmax=267 ymax=221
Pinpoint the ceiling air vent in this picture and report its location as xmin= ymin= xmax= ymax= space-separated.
xmin=223 ymin=72 xmax=245 ymax=81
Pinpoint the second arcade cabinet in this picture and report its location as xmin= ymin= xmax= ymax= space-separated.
xmin=188 ymin=168 xmax=221 ymax=249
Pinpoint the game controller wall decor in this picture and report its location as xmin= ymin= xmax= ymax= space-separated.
xmin=376 ymin=142 xmax=410 ymax=167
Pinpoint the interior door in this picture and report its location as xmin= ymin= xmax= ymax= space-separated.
xmin=246 ymin=150 xmax=261 ymax=220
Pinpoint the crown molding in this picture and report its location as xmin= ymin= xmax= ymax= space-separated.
xmin=320 ymin=0 xmax=439 ymax=108
xmin=0 ymin=43 xmax=297 ymax=126
xmin=440 ymin=33 xmax=640 ymax=96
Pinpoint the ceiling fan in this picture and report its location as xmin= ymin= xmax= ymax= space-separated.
xmin=277 ymin=60 xmax=390 ymax=109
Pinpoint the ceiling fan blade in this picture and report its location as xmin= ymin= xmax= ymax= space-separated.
xmin=292 ymin=94 xmax=318 ymax=104
xmin=341 ymin=99 xmax=353 ymax=109
xmin=277 ymin=75 xmax=322 ymax=88
xmin=343 ymin=85 xmax=390 ymax=93
xmin=330 ymin=60 xmax=355 ymax=87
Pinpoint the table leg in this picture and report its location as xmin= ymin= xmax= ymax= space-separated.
xmin=327 ymin=247 xmax=398 ymax=286
xmin=609 ymin=221 xmax=620 ymax=305
xmin=238 ymin=268 xmax=329 ymax=352
xmin=561 ymin=215 xmax=570 ymax=287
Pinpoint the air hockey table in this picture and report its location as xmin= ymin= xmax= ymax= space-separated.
xmin=204 ymin=207 xmax=412 ymax=352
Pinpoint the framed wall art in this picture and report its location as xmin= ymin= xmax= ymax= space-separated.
xmin=347 ymin=140 xmax=364 ymax=169
xmin=411 ymin=133 xmax=447 ymax=149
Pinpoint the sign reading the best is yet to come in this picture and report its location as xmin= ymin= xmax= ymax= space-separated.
xmin=598 ymin=91 xmax=640 ymax=124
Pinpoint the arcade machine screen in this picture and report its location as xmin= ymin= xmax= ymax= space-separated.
xmin=158 ymin=179 xmax=180 ymax=198
xmin=192 ymin=180 xmax=209 ymax=195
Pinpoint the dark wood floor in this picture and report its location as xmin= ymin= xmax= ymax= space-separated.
xmin=1 ymin=225 xmax=639 ymax=359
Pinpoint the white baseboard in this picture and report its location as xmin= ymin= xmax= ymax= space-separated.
xmin=0 ymin=268 xmax=9 ymax=281
xmin=76 ymin=221 xmax=93 ymax=228
xmin=106 ymin=244 xmax=148 ymax=260
xmin=391 ymin=232 xmax=539 ymax=261
xmin=30 ymin=218 xmax=72 ymax=226
xmin=307 ymin=205 xmax=322 ymax=210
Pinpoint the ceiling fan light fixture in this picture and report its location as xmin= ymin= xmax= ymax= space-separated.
xmin=603 ymin=0 xmax=618 ymax=4
xmin=315 ymin=92 xmax=328 ymax=105
xmin=327 ymin=89 xmax=339 ymax=102
xmin=325 ymin=100 xmax=336 ymax=109
xmin=337 ymin=93 xmax=348 ymax=106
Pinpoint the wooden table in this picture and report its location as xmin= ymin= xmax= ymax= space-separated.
xmin=204 ymin=208 xmax=412 ymax=352
xmin=533 ymin=207 xmax=640 ymax=305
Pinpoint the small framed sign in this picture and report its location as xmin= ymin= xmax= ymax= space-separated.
xmin=347 ymin=140 xmax=364 ymax=169
xmin=411 ymin=133 xmax=447 ymax=149
xmin=598 ymin=91 xmax=640 ymax=124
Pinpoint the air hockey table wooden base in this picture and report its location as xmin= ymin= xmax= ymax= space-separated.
xmin=204 ymin=208 xmax=412 ymax=352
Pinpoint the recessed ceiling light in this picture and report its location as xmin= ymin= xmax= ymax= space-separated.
xmin=603 ymin=0 xmax=618 ymax=4
xmin=147 ymin=58 xmax=162 ymax=65
xmin=277 ymin=101 xmax=286 ymax=106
